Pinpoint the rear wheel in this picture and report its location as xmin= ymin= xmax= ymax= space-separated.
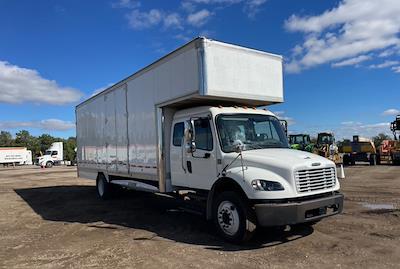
xmin=45 ymin=161 xmax=53 ymax=168
xmin=212 ymin=191 xmax=257 ymax=244
xmin=96 ymin=174 xmax=114 ymax=200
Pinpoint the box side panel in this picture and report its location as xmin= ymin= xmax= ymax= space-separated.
xmin=115 ymin=86 xmax=129 ymax=175
xmin=126 ymin=72 xmax=158 ymax=181
xmin=76 ymin=99 xmax=101 ymax=179
xmin=204 ymin=41 xmax=283 ymax=103
xmin=153 ymin=45 xmax=200 ymax=104
xmin=105 ymin=91 xmax=117 ymax=173
xmin=96 ymin=96 xmax=107 ymax=171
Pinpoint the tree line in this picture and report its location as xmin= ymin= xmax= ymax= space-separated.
xmin=0 ymin=130 xmax=76 ymax=161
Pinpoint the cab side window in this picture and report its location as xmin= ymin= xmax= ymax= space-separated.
xmin=194 ymin=118 xmax=213 ymax=151
xmin=173 ymin=122 xmax=184 ymax=146
xmin=51 ymin=151 xmax=58 ymax=156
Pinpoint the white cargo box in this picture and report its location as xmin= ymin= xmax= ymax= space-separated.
xmin=76 ymin=37 xmax=283 ymax=188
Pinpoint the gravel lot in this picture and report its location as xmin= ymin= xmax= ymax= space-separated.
xmin=0 ymin=165 xmax=399 ymax=268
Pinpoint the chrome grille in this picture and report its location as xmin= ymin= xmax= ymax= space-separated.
xmin=295 ymin=167 xmax=336 ymax=193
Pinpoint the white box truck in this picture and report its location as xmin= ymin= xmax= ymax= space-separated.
xmin=36 ymin=142 xmax=63 ymax=168
xmin=0 ymin=147 xmax=32 ymax=166
xmin=76 ymin=37 xmax=343 ymax=243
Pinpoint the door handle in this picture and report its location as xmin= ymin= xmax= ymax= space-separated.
xmin=186 ymin=161 xmax=192 ymax=173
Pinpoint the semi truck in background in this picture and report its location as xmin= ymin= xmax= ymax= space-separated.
xmin=0 ymin=147 xmax=32 ymax=166
xmin=36 ymin=142 xmax=63 ymax=168
xmin=76 ymin=37 xmax=344 ymax=243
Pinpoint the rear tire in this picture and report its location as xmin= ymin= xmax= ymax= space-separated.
xmin=96 ymin=174 xmax=114 ymax=200
xmin=45 ymin=161 xmax=53 ymax=168
xmin=212 ymin=191 xmax=257 ymax=244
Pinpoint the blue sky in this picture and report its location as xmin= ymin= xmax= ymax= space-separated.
xmin=0 ymin=0 xmax=399 ymax=139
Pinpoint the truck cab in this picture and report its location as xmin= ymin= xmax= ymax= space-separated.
xmin=169 ymin=106 xmax=343 ymax=242
xmin=37 ymin=142 xmax=63 ymax=168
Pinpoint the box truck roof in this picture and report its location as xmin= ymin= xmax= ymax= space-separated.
xmin=77 ymin=37 xmax=283 ymax=109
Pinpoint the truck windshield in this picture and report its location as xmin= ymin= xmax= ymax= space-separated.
xmin=216 ymin=114 xmax=289 ymax=152
xmin=45 ymin=151 xmax=52 ymax=155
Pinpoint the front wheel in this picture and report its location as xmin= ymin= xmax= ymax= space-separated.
xmin=45 ymin=161 xmax=53 ymax=168
xmin=213 ymin=191 xmax=257 ymax=244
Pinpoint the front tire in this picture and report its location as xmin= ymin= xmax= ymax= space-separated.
xmin=212 ymin=191 xmax=257 ymax=244
xmin=96 ymin=174 xmax=114 ymax=200
xmin=45 ymin=161 xmax=53 ymax=168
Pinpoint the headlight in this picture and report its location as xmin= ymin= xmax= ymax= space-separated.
xmin=251 ymin=180 xmax=284 ymax=191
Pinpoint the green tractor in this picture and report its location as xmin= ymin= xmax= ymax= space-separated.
xmin=288 ymin=134 xmax=314 ymax=152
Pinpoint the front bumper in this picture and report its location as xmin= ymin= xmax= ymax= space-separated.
xmin=254 ymin=193 xmax=344 ymax=226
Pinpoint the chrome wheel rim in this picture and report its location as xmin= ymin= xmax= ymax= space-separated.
xmin=217 ymin=201 xmax=240 ymax=236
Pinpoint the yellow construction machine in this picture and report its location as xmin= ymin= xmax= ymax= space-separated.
xmin=340 ymin=135 xmax=377 ymax=165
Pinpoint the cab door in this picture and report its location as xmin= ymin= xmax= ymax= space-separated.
xmin=170 ymin=116 xmax=218 ymax=190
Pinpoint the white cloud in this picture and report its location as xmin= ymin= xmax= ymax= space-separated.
xmin=382 ymin=108 xmax=400 ymax=116
xmin=126 ymin=9 xmax=183 ymax=30
xmin=164 ymin=13 xmax=183 ymax=29
xmin=0 ymin=119 xmax=75 ymax=131
xmin=0 ymin=61 xmax=82 ymax=105
xmin=285 ymin=0 xmax=400 ymax=73
xmin=341 ymin=121 xmax=362 ymax=125
xmin=119 ymin=0 xmax=267 ymax=32
xmin=378 ymin=47 xmax=400 ymax=58
xmin=334 ymin=121 xmax=391 ymax=140
xmin=243 ymin=0 xmax=267 ymax=18
xmin=39 ymin=119 xmax=75 ymax=131
xmin=332 ymin=55 xmax=371 ymax=67
xmin=126 ymin=9 xmax=163 ymax=29
xmin=392 ymin=66 xmax=400 ymax=73
xmin=272 ymin=111 xmax=295 ymax=125
xmin=187 ymin=9 xmax=212 ymax=26
xmin=112 ymin=0 xmax=140 ymax=9
xmin=181 ymin=1 xmax=196 ymax=13
xmin=369 ymin=60 xmax=399 ymax=69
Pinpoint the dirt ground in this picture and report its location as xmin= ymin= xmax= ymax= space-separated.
xmin=0 ymin=165 xmax=399 ymax=269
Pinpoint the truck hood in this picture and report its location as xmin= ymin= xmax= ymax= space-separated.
xmin=241 ymin=148 xmax=333 ymax=169
xmin=224 ymin=148 xmax=335 ymax=184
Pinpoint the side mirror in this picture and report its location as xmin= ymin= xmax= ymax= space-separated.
xmin=184 ymin=120 xmax=196 ymax=153
xmin=279 ymin=120 xmax=288 ymax=135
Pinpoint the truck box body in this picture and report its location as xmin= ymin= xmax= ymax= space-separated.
xmin=76 ymin=37 xmax=283 ymax=188
xmin=0 ymin=147 xmax=32 ymax=165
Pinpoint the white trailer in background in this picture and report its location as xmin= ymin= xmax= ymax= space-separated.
xmin=76 ymin=37 xmax=343 ymax=243
xmin=36 ymin=142 xmax=63 ymax=168
xmin=0 ymin=147 xmax=32 ymax=166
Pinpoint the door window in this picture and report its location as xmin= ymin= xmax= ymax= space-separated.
xmin=194 ymin=118 xmax=213 ymax=151
xmin=173 ymin=122 xmax=184 ymax=146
